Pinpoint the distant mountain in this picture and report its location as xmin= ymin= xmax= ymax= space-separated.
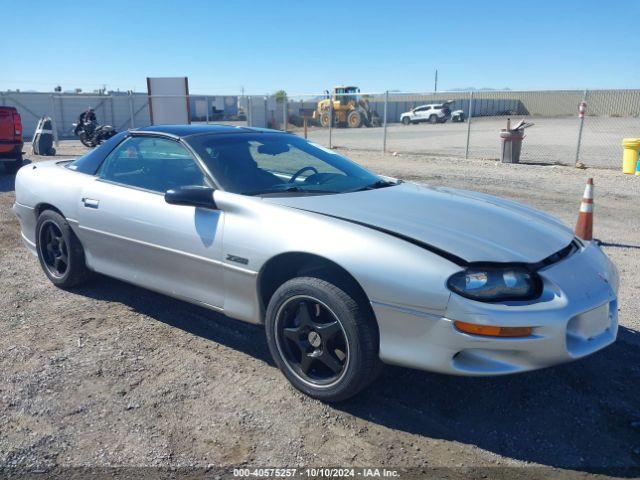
xmin=449 ymin=87 xmax=512 ymax=91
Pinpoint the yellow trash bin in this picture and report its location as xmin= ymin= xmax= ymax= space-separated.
xmin=622 ymin=138 xmax=640 ymax=174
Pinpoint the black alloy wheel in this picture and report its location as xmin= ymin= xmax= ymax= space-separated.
xmin=35 ymin=209 xmax=91 ymax=288
xmin=265 ymin=276 xmax=381 ymax=401
xmin=275 ymin=296 xmax=349 ymax=387
xmin=38 ymin=220 xmax=69 ymax=278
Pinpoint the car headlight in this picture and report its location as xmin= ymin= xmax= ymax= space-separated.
xmin=447 ymin=266 xmax=541 ymax=302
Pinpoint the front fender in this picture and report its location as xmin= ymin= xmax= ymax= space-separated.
xmin=215 ymin=190 xmax=459 ymax=324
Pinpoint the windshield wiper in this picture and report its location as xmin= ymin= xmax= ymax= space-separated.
xmin=242 ymin=186 xmax=336 ymax=196
xmin=242 ymin=186 xmax=302 ymax=196
xmin=349 ymin=179 xmax=400 ymax=192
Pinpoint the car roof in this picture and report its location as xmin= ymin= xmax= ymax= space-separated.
xmin=135 ymin=124 xmax=286 ymax=138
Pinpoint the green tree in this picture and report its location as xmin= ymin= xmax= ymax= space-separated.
xmin=274 ymin=90 xmax=287 ymax=103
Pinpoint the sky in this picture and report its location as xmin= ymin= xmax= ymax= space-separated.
xmin=4 ymin=0 xmax=640 ymax=95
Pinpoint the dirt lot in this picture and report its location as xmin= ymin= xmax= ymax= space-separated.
xmin=1 ymin=142 xmax=640 ymax=478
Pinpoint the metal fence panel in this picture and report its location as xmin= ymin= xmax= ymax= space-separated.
xmin=466 ymin=90 xmax=585 ymax=165
xmin=385 ymin=92 xmax=472 ymax=158
xmin=0 ymin=92 xmax=152 ymax=139
xmin=580 ymin=90 xmax=640 ymax=169
xmin=1 ymin=92 xmax=55 ymax=138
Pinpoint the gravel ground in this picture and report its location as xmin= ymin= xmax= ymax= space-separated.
xmin=1 ymin=142 xmax=639 ymax=478
xmin=304 ymin=116 xmax=640 ymax=169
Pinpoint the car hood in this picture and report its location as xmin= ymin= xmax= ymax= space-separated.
xmin=264 ymin=182 xmax=575 ymax=264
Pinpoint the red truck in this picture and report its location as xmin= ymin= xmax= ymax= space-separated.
xmin=0 ymin=106 xmax=23 ymax=173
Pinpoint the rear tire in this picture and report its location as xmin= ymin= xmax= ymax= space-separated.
xmin=79 ymin=133 xmax=94 ymax=148
xmin=429 ymin=115 xmax=438 ymax=124
xmin=401 ymin=116 xmax=411 ymax=125
xmin=265 ymin=277 xmax=381 ymax=402
xmin=5 ymin=152 xmax=22 ymax=174
xmin=36 ymin=210 xmax=91 ymax=288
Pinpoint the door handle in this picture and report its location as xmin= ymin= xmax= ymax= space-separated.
xmin=82 ymin=197 xmax=100 ymax=209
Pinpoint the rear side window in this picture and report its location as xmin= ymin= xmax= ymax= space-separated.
xmin=98 ymin=136 xmax=206 ymax=193
xmin=67 ymin=131 xmax=128 ymax=175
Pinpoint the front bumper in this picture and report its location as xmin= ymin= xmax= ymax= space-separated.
xmin=373 ymin=241 xmax=619 ymax=375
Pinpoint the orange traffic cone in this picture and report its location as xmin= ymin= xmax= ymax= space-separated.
xmin=575 ymin=178 xmax=594 ymax=241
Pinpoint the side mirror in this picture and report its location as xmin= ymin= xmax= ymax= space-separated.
xmin=165 ymin=186 xmax=217 ymax=210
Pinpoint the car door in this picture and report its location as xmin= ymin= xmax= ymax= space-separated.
xmin=411 ymin=107 xmax=423 ymax=122
xmin=414 ymin=106 xmax=430 ymax=122
xmin=76 ymin=134 xmax=225 ymax=309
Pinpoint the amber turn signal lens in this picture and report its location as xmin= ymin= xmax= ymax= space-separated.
xmin=454 ymin=321 xmax=532 ymax=338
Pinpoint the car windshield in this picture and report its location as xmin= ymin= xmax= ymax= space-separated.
xmin=186 ymin=133 xmax=392 ymax=196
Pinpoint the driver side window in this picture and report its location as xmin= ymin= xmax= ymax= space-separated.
xmin=98 ymin=136 xmax=207 ymax=193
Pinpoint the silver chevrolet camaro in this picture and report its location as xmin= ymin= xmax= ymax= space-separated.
xmin=12 ymin=125 xmax=619 ymax=401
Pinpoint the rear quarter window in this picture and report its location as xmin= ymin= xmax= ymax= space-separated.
xmin=67 ymin=131 xmax=128 ymax=175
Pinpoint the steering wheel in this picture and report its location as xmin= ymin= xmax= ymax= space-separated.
xmin=288 ymin=166 xmax=318 ymax=184
xmin=304 ymin=172 xmax=340 ymax=185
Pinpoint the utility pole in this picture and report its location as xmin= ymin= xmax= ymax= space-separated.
xmin=240 ymin=86 xmax=245 ymax=120
xmin=434 ymin=69 xmax=438 ymax=93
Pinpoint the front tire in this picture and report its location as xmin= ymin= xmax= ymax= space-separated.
xmin=265 ymin=277 xmax=381 ymax=402
xmin=401 ymin=116 xmax=411 ymax=125
xmin=347 ymin=110 xmax=363 ymax=128
xmin=36 ymin=210 xmax=91 ymax=288
xmin=320 ymin=112 xmax=332 ymax=128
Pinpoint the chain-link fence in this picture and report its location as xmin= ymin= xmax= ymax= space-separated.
xmin=2 ymin=89 xmax=638 ymax=169
xmin=0 ymin=92 xmax=247 ymax=141
xmin=299 ymin=89 xmax=639 ymax=169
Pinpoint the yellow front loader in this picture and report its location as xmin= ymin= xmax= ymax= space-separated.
xmin=313 ymin=86 xmax=380 ymax=128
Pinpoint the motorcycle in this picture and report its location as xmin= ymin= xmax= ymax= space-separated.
xmin=72 ymin=121 xmax=116 ymax=147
